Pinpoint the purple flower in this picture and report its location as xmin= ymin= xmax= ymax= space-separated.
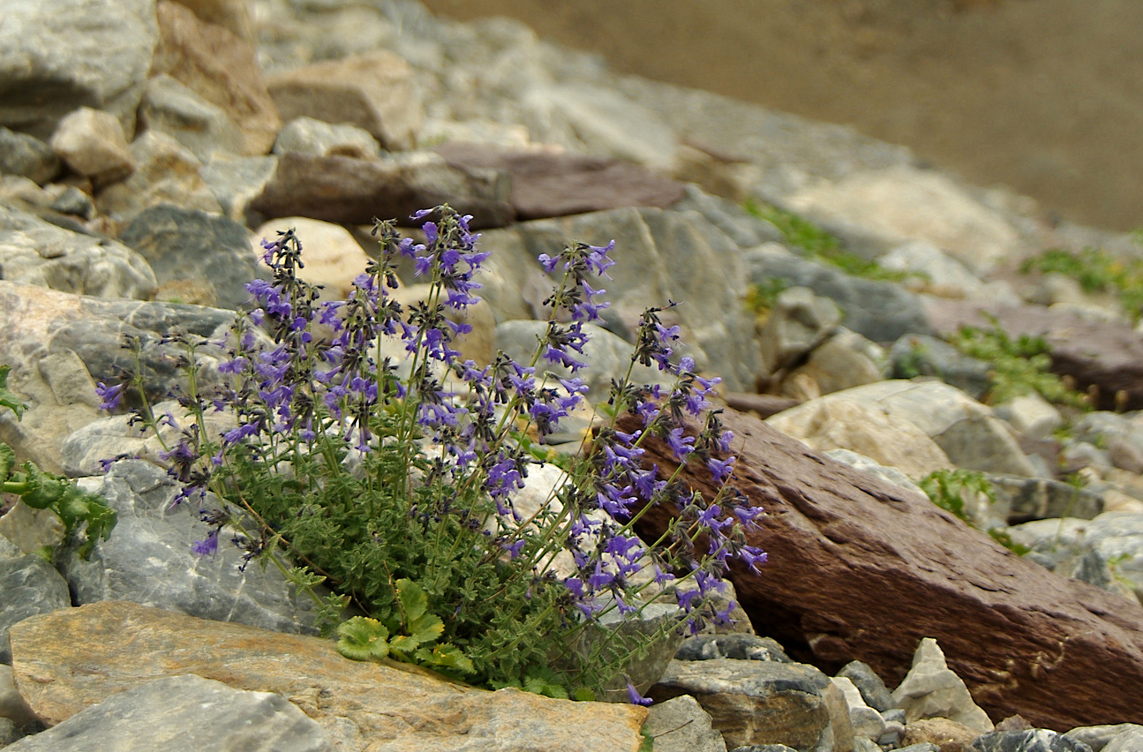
xmin=740 ymin=545 xmax=768 ymax=574
xmin=191 ymin=527 xmax=220 ymax=557
xmin=95 ymin=382 xmax=125 ymax=411
xmin=626 ymin=682 xmax=653 ymax=706
xmin=708 ymin=456 xmax=735 ymax=482
xmin=666 ymin=427 xmax=694 ymax=460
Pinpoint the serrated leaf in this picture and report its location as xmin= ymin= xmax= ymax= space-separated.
xmin=388 ymin=634 xmax=423 ymax=655
xmin=18 ymin=462 xmax=65 ymax=509
xmin=407 ymin=612 xmax=444 ymax=645
xmin=396 ymin=578 xmax=428 ymax=623
xmin=336 ymin=617 xmax=389 ymax=662
xmin=425 ymin=643 xmax=475 ymax=675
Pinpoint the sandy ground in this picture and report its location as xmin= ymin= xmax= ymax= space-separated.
xmin=420 ymin=0 xmax=1143 ymax=233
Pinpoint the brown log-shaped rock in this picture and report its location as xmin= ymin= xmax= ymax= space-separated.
xmin=620 ymin=407 xmax=1143 ymax=731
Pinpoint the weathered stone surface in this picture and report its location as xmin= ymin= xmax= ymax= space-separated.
xmin=4 ymin=674 xmax=334 ymax=752
xmin=989 ymin=476 xmax=1104 ymax=525
xmin=94 ymin=131 xmax=222 ymax=226
xmin=759 ymin=287 xmax=841 ymax=374
xmin=273 ymin=117 xmax=382 ymax=161
xmin=0 ymin=555 xmax=71 ymax=664
xmin=677 ymin=634 xmax=792 ymax=663
xmin=837 ymin=661 xmax=895 ymax=714
xmin=139 ymin=74 xmax=246 ymax=162
xmin=49 ymin=107 xmax=135 ymax=185
xmin=9 ymin=601 xmax=648 ymax=752
xmin=200 ymin=154 xmax=277 ymax=223
xmin=766 ymin=397 xmax=952 ymax=480
xmin=0 ymin=129 xmax=59 ymax=185
xmin=784 ymin=166 xmax=1025 ymax=273
xmin=623 ymin=406 xmax=1143 ymax=731
xmin=0 ymin=664 xmax=37 ymax=729
xmin=901 ymin=717 xmax=980 ymax=752
xmin=971 ymin=729 xmax=1092 ymax=752
xmin=1008 ymin=513 xmax=1143 ymax=602
xmin=784 ymin=329 xmax=884 ymax=398
xmin=831 ymin=678 xmax=886 ymax=741
xmin=0 ymin=0 xmax=158 ymax=140
xmin=880 ymin=240 xmax=996 ymax=302
xmin=743 ymin=246 xmax=930 ymax=344
xmin=0 ymin=204 xmax=157 ymax=300
xmin=1065 ymin=724 xmax=1143 ymax=752
xmin=266 ymin=50 xmax=421 ymax=151
xmin=824 ymin=449 xmax=925 ymax=497
xmin=249 ymin=152 xmax=514 ymax=229
xmin=59 ymin=460 xmax=317 ymax=634
xmin=643 ymin=695 xmax=728 ymax=752
xmin=0 ymin=504 xmax=65 ymax=558
xmin=1100 ymin=728 xmax=1143 ymax=752
xmin=167 ymin=0 xmax=252 ymax=40
xmin=151 ymin=0 xmax=280 ymax=155
xmin=888 ymin=334 xmax=992 ymax=402
xmin=893 ymin=638 xmax=993 ymax=732
xmin=650 ymin=658 xmax=832 ymax=751
xmin=436 ymin=142 xmax=688 ymax=220
xmin=119 ymin=204 xmax=258 ymax=310
xmin=993 ymin=395 xmax=1063 ymax=443
xmin=924 ymin=299 xmax=1143 ymax=412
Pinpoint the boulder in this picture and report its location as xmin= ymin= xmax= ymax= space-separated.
xmin=900 ymin=718 xmax=980 ymax=752
xmin=9 ymin=601 xmax=648 ymax=752
xmin=151 ymin=0 xmax=280 ymax=155
xmin=971 ymin=729 xmax=1092 ymax=752
xmin=273 ymin=118 xmax=382 ymax=161
xmin=924 ymin=299 xmax=1143 ymax=412
xmin=0 ymin=0 xmax=158 ymax=139
xmin=165 ymin=0 xmax=252 ymax=40
xmin=49 ymin=107 xmax=135 ymax=185
xmin=138 ymin=74 xmax=246 ymax=162
xmin=248 ymin=152 xmax=514 ymax=230
xmin=836 ymin=661 xmax=895 ymax=714
xmin=759 ymin=287 xmax=841 ymax=374
xmin=0 ymin=555 xmax=71 ymax=664
xmin=3 ymin=674 xmax=334 ymax=752
xmin=676 ymin=634 xmax=792 ymax=663
xmin=0 ymin=203 xmax=157 ymax=300
xmin=831 ymin=677 xmax=886 ymax=741
xmin=783 ymin=329 xmax=884 ymax=397
xmin=622 ymin=406 xmax=1143 ymax=731
xmin=892 ymin=638 xmax=993 ymax=732
xmin=888 ymin=334 xmax=992 ymax=402
xmin=252 ymin=217 xmax=372 ymax=300
xmin=119 ymin=204 xmax=259 ymax=310
xmin=643 ymin=695 xmax=728 ymax=752
xmin=650 ymin=658 xmax=833 ymax=751
xmin=266 ymin=50 xmax=421 ymax=151
xmin=1065 ymin=725 xmax=1143 ymax=752
xmin=435 ymin=142 xmax=688 ymax=220
xmin=200 ymin=154 xmax=277 ymax=224
xmin=993 ymin=395 xmax=1063 ymax=442
xmin=0 ymin=128 xmax=59 ymax=185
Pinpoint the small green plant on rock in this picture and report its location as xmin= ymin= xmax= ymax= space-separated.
xmin=950 ymin=320 xmax=1087 ymax=408
xmin=1020 ymin=246 xmax=1143 ymax=323
xmin=919 ymin=468 xmax=1028 ymax=555
xmin=0 ymin=365 xmax=117 ymax=558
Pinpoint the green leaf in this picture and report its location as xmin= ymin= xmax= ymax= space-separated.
xmin=396 ymin=577 xmax=428 ymax=623
xmin=407 ymin=611 xmax=445 ymax=645
xmin=387 ymin=634 xmax=424 ymax=655
xmin=0 ymin=366 xmax=27 ymax=421
xmin=19 ymin=462 xmax=66 ymax=509
xmin=423 ymin=643 xmax=475 ymax=675
xmin=0 ymin=443 xmax=14 ymax=483
xmin=336 ymin=617 xmax=390 ymax=662
xmin=639 ymin=728 xmax=655 ymax=752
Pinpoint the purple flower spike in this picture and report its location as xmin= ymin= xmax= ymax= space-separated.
xmin=191 ymin=527 xmax=220 ymax=557
xmin=95 ymin=382 xmax=125 ymax=411
xmin=626 ymin=682 xmax=653 ymax=706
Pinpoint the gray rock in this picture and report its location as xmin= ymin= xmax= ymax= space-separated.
xmin=671 ymin=185 xmax=785 ymax=250
xmin=651 ymin=658 xmax=832 ymax=751
xmin=823 ymin=449 xmax=924 ymax=497
xmin=139 ymin=74 xmax=246 ymax=163
xmin=1102 ymin=728 xmax=1143 ymax=752
xmin=60 ymin=460 xmax=318 ymax=635
xmin=892 ymin=637 xmax=993 ymax=733
xmin=495 ymin=319 xmax=671 ymax=400
xmin=50 ymin=187 xmax=95 ymax=220
xmin=49 ymin=107 xmax=135 ymax=185
xmin=643 ymin=695 xmax=727 ymax=752
xmin=118 ymin=204 xmax=259 ymax=310
xmin=830 ymin=677 xmax=885 ymax=741
xmin=0 ymin=128 xmax=59 ymax=185
xmin=889 ymin=334 xmax=992 ymax=401
xmin=0 ymin=0 xmax=158 ymax=140
xmin=1072 ymin=412 xmax=1143 ymax=475
xmin=676 ymin=634 xmax=792 ymax=663
xmin=895 ymin=745 xmax=941 ymax=752
xmin=0 ymin=536 xmax=21 ymax=560
xmin=759 ymin=286 xmax=841 ymax=374
xmin=729 ymin=746 xmax=798 ymax=752
xmin=971 ymin=729 xmax=1093 ymax=752
xmin=3 ymin=674 xmax=333 ymax=752
xmin=989 ymin=476 xmax=1105 ymax=525
xmin=836 ymin=661 xmax=895 ymax=713
xmin=1065 ymin=724 xmax=1143 ymax=752
xmin=0 ymin=203 xmax=157 ymax=300
xmin=200 ymin=154 xmax=278 ymax=224
xmin=743 ymin=246 xmax=930 ymax=344
xmin=0 ymin=664 xmax=37 ymax=728
xmin=273 ymin=117 xmax=381 ymax=160
xmin=0 ymin=554 xmax=71 ymax=663
xmin=993 ymin=394 xmax=1063 ymax=442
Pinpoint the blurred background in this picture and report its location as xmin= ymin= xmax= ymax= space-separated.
xmin=421 ymin=0 xmax=1143 ymax=232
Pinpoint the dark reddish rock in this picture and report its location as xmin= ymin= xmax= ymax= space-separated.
xmin=435 ymin=142 xmax=687 ymax=220
xmin=249 ymin=153 xmax=515 ymax=229
xmin=924 ymin=298 xmax=1143 ymax=411
xmin=620 ymin=407 xmax=1143 ymax=732
xmin=724 ymin=392 xmax=800 ymax=420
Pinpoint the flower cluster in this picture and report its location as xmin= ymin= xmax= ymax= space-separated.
xmin=105 ymin=204 xmax=764 ymax=701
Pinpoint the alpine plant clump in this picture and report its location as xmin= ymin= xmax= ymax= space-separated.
xmin=99 ymin=204 xmax=765 ymax=701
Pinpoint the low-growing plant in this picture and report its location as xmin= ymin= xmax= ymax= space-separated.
xmin=98 ymin=205 xmax=765 ymax=701
xmin=949 ymin=319 xmax=1087 ymax=408
xmin=1020 ymin=246 xmax=1143 ymax=322
xmin=919 ymin=468 xmax=1027 ymax=555
xmin=743 ymin=198 xmax=914 ymax=282
xmin=744 ymin=278 xmax=788 ymax=323
xmin=0 ymin=366 xmax=117 ymax=558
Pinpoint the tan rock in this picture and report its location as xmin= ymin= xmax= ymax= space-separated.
xmin=267 ymin=51 xmax=423 ymax=151
xmin=766 ymin=398 xmax=953 ymax=479
xmin=901 ymin=717 xmax=979 ymax=752
xmin=252 ymin=217 xmax=372 ymax=299
xmin=95 ymin=131 xmax=222 ymax=226
xmin=152 ymin=0 xmax=281 ymax=155
xmin=50 ymin=108 xmax=135 ymax=185
xmin=10 ymin=601 xmax=648 ymax=752
xmin=166 ymin=0 xmax=252 ymax=40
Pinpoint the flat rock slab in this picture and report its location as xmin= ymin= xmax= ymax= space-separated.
xmin=9 ymin=601 xmax=648 ymax=752
xmin=621 ymin=407 xmax=1143 ymax=731
xmin=435 ymin=142 xmax=687 ymax=220
xmin=924 ymin=298 xmax=1143 ymax=411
